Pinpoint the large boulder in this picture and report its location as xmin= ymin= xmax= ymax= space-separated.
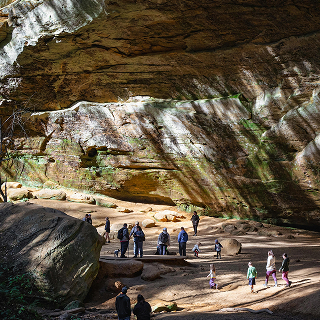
xmin=154 ymin=210 xmax=185 ymax=222
xmin=67 ymin=192 xmax=95 ymax=204
xmin=33 ymin=189 xmax=67 ymax=200
xmin=141 ymin=263 xmax=175 ymax=281
xmin=1 ymin=181 xmax=22 ymax=190
xmin=220 ymin=238 xmax=242 ymax=255
xmin=0 ymin=202 xmax=104 ymax=307
xmin=142 ymin=219 xmax=156 ymax=228
xmin=7 ymin=188 xmax=31 ymax=201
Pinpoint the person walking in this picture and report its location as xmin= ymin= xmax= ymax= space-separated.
xmin=133 ymin=225 xmax=145 ymax=258
xmin=118 ymin=223 xmax=130 ymax=258
xmin=191 ymin=211 xmax=200 ymax=236
xmin=279 ymin=253 xmax=291 ymax=287
xmin=264 ymin=250 xmax=277 ymax=287
xmin=192 ymin=242 xmax=201 ymax=257
xmin=207 ymin=264 xmax=218 ymax=289
xmin=157 ymin=228 xmax=170 ymax=255
xmin=133 ymin=294 xmax=152 ymax=320
xmin=177 ymin=227 xmax=188 ymax=256
xmin=105 ymin=217 xmax=110 ymax=243
xmin=247 ymin=261 xmax=257 ymax=293
xmin=130 ymin=222 xmax=140 ymax=257
xmin=214 ymin=239 xmax=223 ymax=259
xmin=115 ymin=286 xmax=131 ymax=320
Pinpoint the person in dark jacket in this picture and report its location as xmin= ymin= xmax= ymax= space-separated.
xmin=133 ymin=225 xmax=145 ymax=258
xmin=105 ymin=217 xmax=110 ymax=243
xmin=115 ymin=286 xmax=131 ymax=320
xmin=279 ymin=253 xmax=291 ymax=287
xmin=120 ymin=223 xmax=130 ymax=258
xmin=133 ymin=294 xmax=151 ymax=320
xmin=177 ymin=227 xmax=188 ymax=256
xmin=191 ymin=211 xmax=200 ymax=236
xmin=87 ymin=213 xmax=92 ymax=224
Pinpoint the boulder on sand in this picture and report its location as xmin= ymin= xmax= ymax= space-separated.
xmin=142 ymin=219 xmax=156 ymax=228
xmin=1 ymin=181 xmax=22 ymax=190
xmin=141 ymin=263 xmax=175 ymax=281
xmin=220 ymin=238 xmax=242 ymax=255
xmin=99 ymin=260 xmax=143 ymax=278
xmin=0 ymin=202 xmax=104 ymax=307
xmin=33 ymin=189 xmax=67 ymax=200
xmin=154 ymin=210 xmax=184 ymax=222
xmin=7 ymin=188 xmax=31 ymax=201
xmin=67 ymin=192 xmax=95 ymax=204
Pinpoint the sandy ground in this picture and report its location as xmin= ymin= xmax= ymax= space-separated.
xmin=29 ymin=195 xmax=320 ymax=320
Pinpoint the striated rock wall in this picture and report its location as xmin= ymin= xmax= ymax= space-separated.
xmin=1 ymin=0 xmax=320 ymax=228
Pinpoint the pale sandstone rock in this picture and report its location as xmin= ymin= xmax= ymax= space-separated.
xmin=99 ymin=260 xmax=143 ymax=277
xmin=118 ymin=208 xmax=133 ymax=213
xmin=220 ymin=239 xmax=242 ymax=255
xmin=7 ymin=188 xmax=31 ymax=201
xmin=33 ymin=189 xmax=66 ymax=200
xmin=154 ymin=210 xmax=184 ymax=222
xmin=67 ymin=193 xmax=95 ymax=204
xmin=94 ymin=197 xmax=117 ymax=208
xmin=0 ymin=202 xmax=104 ymax=307
xmin=141 ymin=263 xmax=175 ymax=281
xmin=142 ymin=219 xmax=156 ymax=228
xmin=1 ymin=182 xmax=22 ymax=190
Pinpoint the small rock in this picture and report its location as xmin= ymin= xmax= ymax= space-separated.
xmin=118 ymin=208 xmax=133 ymax=213
xmin=95 ymin=197 xmax=117 ymax=208
xmin=1 ymin=182 xmax=22 ymax=190
xmin=59 ymin=313 xmax=71 ymax=320
xmin=286 ymin=234 xmax=295 ymax=239
xmin=142 ymin=219 xmax=155 ymax=228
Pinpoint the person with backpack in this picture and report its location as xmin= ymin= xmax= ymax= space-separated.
xmin=177 ymin=226 xmax=188 ymax=256
xmin=130 ymin=221 xmax=140 ymax=257
xmin=115 ymin=286 xmax=131 ymax=320
xmin=157 ymin=227 xmax=170 ymax=255
xmin=118 ymin=223 xmax=129 ymax=258
xmin=105 ymin=217 xmax=110 ymax=243
xmin=133 ymin=225 xmax=145 ymax=258
xmin=133 ymin=294 xmax=152 ymax=320
xmin=191 ymin=211 xmax=200 ymax=236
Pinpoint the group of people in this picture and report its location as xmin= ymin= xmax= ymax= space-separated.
xmin=82 ymin=213 xmax=92 ymax=224
xmin=246 ymin=250 xmax=291 ymax=293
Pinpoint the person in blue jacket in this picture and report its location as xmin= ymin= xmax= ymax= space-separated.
xmin=177 ymin=226 xmax=188 ymax=256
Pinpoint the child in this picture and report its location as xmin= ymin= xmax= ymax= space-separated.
xmin=279 ymin=253 xmax=291 ymax=287
xmin=207 ymin=264 xmax=218 ymax=289
xmin=247 ymin=261 xmax=257 ymax=293
xmin=214 ymin=239 xmax=223 ymax=259
xmin=192 ymin=242 xmax=201 ymax=257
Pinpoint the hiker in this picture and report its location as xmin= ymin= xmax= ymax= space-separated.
xmin=82 ymin=214 xmax=88 ymax=222
xmin=279 ymin=253 xmax=291 ymax=287
xmin=192 ymin=242 xmax=201 ymax=257
xmin=133 ymin=225 xmax=145 ymax=258
xmin=133 ymin=294 xmax=152 ymax=320
xmin=118 ymin=223 xmax=130 ymax=258
xmin=87 ymin=213 xmax=92 ymax=225
xmin=214 ymin=239 xmax=223 ymax=259
xmin=130 ymin=221 xmax=140 ymax=257
xmin=177 ymin=227 xmax=188 ymax=256
xmin=158 ymin=227 xmax=170 ymax=255
xmin=247 ymin=261 xmax=257 ymax=293
xmin=105 ymin=217 xmax=110 ymax=243
xmin=191 ymin=211 xmax=200 ymax=236
xmin=115 ymin=286 xmax=131 ymax=320
xmin=264 ymin=250 xmax=277 ymax=287
xmin=207 ymin=263 xmax=218 ymax=289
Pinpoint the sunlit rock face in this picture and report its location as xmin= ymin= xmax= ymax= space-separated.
xmin=1 ymin=0 xmax=320 ymax=228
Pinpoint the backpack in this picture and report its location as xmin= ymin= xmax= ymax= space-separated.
xmin=117 ymin=228 xmax=123 ymax=240
xmin=159 ymin=232 xmax=168 ymax=244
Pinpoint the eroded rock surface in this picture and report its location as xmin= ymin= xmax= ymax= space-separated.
xmin=0 ymin=202 xmax=104 ymax=307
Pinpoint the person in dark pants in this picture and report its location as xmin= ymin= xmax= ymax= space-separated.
xmin=177 ymin=226 xmax=188 ymax=256
xmin=133 ymin=294 xmax=152 ymax=320
xmin=119 ymin=223 xmax=129 ymax=258
xmin=87 ymin=214 xmax=92 ymax=224
xmin=157 ymin=228 xmax=170 ymax=255
xmin=115 ymin=286 xmax=131 ymax=320
xmin=191 ymin=211 xmax=200 ymax=236
xmin=105 ymin=217 xmax=110 ymax=243
xmin=133 ymin=225 xmax=145 ymax=258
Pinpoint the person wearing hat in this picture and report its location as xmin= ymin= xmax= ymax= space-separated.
xmin=115 ymin=286 xmax=131 ymax=320
xmin=157 ymin=228 xmax=170 ymax=255
xmin=130 ymin=221 xmax=140 ymax=257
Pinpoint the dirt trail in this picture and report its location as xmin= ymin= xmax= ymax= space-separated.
xmin=29 ymin=197 xmax=320 ymax=319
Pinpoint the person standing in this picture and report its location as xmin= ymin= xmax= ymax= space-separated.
xmin=87 ymin=214 xmax=92 ymax=224
xmin=115 ymin=286 xmax=131 ymax=320
xmin=130 ymin=222 xmax=140 ymax=257
xmin=279 ymin=253 xmax=291 ymax=287
xmin=157 ymin=228 xmax=170 ymax=255
xmin=105 ymin=217 xmax=110 ymax=243
xmin=82 ymin=214 xmax=88 ymax=222
xmin=264 ymin=250 xmax=277 ymax=287
xmin=118 ymin=223 xmax=130 ymax=258
xmin=177 ymin=227 xmax=188 ymax=256
xmin=133 ymin=294 xmax=152 ymax=320
xmin=214 ymin=239 xmax=223 ymax=259
xmin=247 ymin=261 xmax=257 ymax=293
xmin=191 ymin=211 xmax=200 ymax=236
xmin=133 ymin=225 xmax=145 ymax=258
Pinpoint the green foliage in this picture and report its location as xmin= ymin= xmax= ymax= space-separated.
xmin=0 ymin=265 xmax=42 ymax=320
